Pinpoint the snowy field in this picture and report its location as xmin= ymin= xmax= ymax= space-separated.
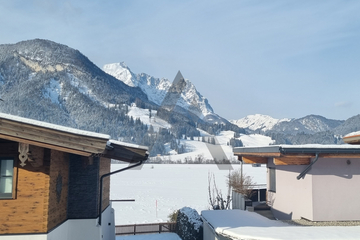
xmin=110 ymin=164 xmax=266 ymax=225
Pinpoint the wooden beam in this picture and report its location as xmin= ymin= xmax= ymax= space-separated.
xmin=0 ymin=133 xmax=92 ymax=157
xmin=0 ymin=121 xmax=107 ymax=154
xmin=0 ymin=119 xmax=108 ymax=148
xmin=283 ymin=154 xmax=315 ymax=158
xmin=273 ymin=157 xmax=311 ymax=165
xmin=102 ymin=146 xmax=148 ymax=163
xmin=0 ymin=118 xmax=108 ymax=141
xmin=241 ymin=156 xmax=268 ymax=164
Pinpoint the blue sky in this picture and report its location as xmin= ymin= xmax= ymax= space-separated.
xmin=1 ymin=0 xmax=360 ymax=120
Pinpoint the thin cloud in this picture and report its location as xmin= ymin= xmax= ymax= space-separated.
xmin=334 ymin=101 xmax=353 ymax=108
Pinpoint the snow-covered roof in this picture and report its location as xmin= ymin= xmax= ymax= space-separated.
xmin=202 ymin=210 xmax=360 ymax=240
xmin=0 ymin=113 xmax=148 ymax=162
xmin=343 ymin=131 xmax=360 ymax=145
xmin=234 ymin=144 xmax=360 ymax=155
xmin=108 ymin=139 xmax=148 ymax=151
xmin=0 ymin=112 xmax=110 ymax=139
xmin=344 ymin=131 xmax=360 ymax=138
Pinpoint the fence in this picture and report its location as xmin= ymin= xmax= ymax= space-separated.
xmin=115 ymin=222 xmax=177 ymax=235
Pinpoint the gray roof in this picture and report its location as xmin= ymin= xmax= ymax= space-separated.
xmin=234 ymin=144 xmax=360 ymax=155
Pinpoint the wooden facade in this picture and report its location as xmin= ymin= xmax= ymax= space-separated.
xmin=0 ymin=143 xmax=81 ymax=234
xmin=0 ymin=113 xmax=148 ymax=236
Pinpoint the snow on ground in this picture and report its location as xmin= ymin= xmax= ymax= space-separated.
xmin=116 ymin=233 xmax=181 ymax=240
xmin=197 ymin=127 xmax=211 ymax=136
xmin=153 ymin=131 xmax=274 ymax=163
xmin=202 ymin=210 xmax=360 ymax=240
xmin=162 ymin=138 xmax=235 ymax=162
xmin=240 ymin=133 xmax=274 ymax=146
xmin=127 ymin=105 xmax=171 ymax=131
xmin=110 ymin=164 xmax=266 ymax=225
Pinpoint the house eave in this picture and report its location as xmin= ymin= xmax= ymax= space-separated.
xmin=234 ymin=144 xmax=360 ymax=155
xmin=234 ymin=145 xmax=360 ymax=165
xmin=0 ymin=113 xmax=149 ymax=161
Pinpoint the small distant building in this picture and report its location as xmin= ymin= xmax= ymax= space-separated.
xmin=0 ymin=113 xmax=148 ymax=240
xmin=234 ymin=142 xmax=360 ymax=222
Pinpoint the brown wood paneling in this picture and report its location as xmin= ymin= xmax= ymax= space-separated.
xmin=241 ymin=156 xmax=268 ymax=164
xmin=47 ymin=150 xmax=69 ymax=231
xmin=0 ymin=147 xmax=50 ymax=234
xmin=273 ymin=157 xmax=311 ymax=165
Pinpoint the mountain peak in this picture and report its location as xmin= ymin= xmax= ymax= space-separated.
xmin=103 ymin=63 xmax=215 ymax=119
xmin=231 ymin=114 xmax=292 ymax=132
xmin=103 ymin=62 xmax=135 ymax=87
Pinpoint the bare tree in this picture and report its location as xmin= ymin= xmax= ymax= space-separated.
xmin=227 ymin=169 xmax=256 ymax=199
xmin=208 ymin=172 xmax=231 ymax=210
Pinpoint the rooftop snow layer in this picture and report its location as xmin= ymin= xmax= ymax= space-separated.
xmin=344 ymin=131 xmax=360 ymax=138
xmin=0 ymin=112 xmax=110 ymax=139
xmin=108 ymin=139 xmax=148 ymax=151
xmin=234 ymin=144 xmax=360 ymax=154
xmin=202 ymin=210 xmax=360 ymax=240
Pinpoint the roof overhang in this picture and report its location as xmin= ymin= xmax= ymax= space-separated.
xmin=102 ymin=140 xmax=149 ymax=163
xmin=234 ymin=145 xmax=360 ymax=165
xmin=0 ymin=113 xmax=149 ymax=162
xmin=343 ymin=133 xmax=360 ymax=145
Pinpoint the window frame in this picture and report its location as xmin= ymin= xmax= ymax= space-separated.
xmin=0 ymin=158 xmax=17 ymax=199
xmin=268 ymin=167 xmax=276 ymax=193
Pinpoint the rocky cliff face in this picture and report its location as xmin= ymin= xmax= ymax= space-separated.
xmin=103 ymin=62 xmax=215 ymax=119
xmin=0 ymin=39 xmax=153 ymax=135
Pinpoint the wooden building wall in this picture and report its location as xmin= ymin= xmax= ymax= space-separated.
xmin=0 ymin=141 xmax=111 ymax=235
xmin=0 ymin=142 xmax=50 ymax=234
xmin=47 ymin=150 xmax=69 ymax=231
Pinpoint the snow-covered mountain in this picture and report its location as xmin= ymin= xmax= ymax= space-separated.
xmin=269 ymin=115 xmax=344 ymax=135
xmin=231 ymin=114 xmax=292 ymax=132
xmin=231 ymin=114 xmax=345 ymax=136
xmin=2 ymin=38 xmax=357 ymax=159
xmin=0 ymin=39 xmax=244 ymax=158
xmin=103 ymin=62 xmax=215 ymax=120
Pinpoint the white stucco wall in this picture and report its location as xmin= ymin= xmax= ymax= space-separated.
xmin=267 ymin=157 xmax=360 ymax=221
xmin=47 ymin=218 xmax=100 ymax=240
xmin=100 ymin=205 xmax=115 ymax=240
xmin=267 ymin=159 xmax=313 ymax=220
xmin=0 ymin=235 xmax=47 ymax=240
xmin=0 ymin=206 xmax=115 ymax=240
xmin=311 ymin=158 xmax=360 ymax=221
xmin=0 ymin=219 xmax=100 ymax=240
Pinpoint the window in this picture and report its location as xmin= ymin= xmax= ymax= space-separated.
xmin=0 ymin=159 xmax=14 ymax=199
xmin=269 ymin=167 xmax=276 ymax=192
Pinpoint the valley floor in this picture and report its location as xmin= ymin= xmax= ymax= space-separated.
xmin=110 ymin=163 xmax=266 ymax=225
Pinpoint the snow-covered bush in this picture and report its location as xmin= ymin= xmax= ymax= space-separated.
xmin=175 ymin=207 xmax=203 ymax=240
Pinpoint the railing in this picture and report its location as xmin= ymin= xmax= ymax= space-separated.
xmin=115 ymin=222 xmax=177 ymax=235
